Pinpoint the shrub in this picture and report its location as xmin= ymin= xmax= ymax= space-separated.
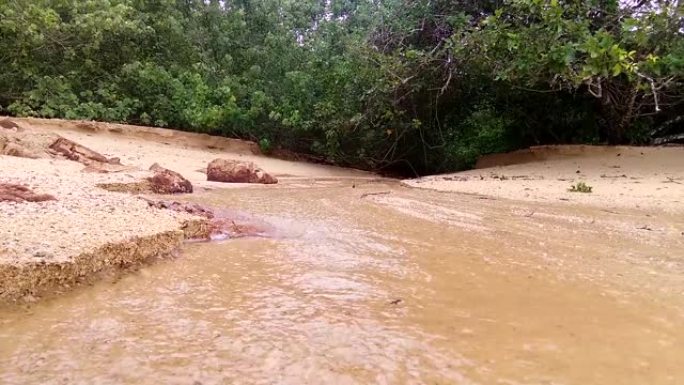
xmin=569 ymin=182 xmax=593 ymax=193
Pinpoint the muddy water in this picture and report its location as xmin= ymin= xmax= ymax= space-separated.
xmin=1 ymin=182 xmax=683 ymax=385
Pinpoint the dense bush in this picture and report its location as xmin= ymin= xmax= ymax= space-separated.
xmin=0 ymin=0 xmax=681 ymax=175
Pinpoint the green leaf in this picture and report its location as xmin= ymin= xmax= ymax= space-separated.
xmin=612 ymin=63 xmax=622 ymax=76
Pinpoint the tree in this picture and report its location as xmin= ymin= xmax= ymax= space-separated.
xmin=467 ymin=0 xmax=684 ymax=141
xmin=0 ymin=0 xmax=681 ymax=174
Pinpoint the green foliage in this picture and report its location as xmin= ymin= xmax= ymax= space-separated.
xmin=467 ymin=0 xmax=683 ymax=142
xmin=442 ymin=106 xmax=513 ymax=170
xmin=569 ymin=182 xmax=593 ymax=193
xmin=0 ymin=0 xmax=681 ymax=175
xmin=258 ymin=138 xmax=273 ymax=154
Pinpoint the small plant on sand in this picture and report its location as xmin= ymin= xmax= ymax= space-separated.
xmin=258 ymin=138 xmax=272 ymax=154
xmin=568 ymin=181 xmax=593 ymax=193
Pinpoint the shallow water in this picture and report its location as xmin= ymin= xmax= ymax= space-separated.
xmin=1 ymin=182 xmax=683 ymax=384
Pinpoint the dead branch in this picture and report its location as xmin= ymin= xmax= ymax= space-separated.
xmin=636 ymin=72 xmax=661 ymax=112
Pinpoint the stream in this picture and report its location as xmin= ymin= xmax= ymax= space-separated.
xmin=1 ymin=182 xmax=683 ymax=384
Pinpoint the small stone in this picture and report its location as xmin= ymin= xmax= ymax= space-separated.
xmin=206 ymin=158 xmax=277 ymax=184
xmin=33 ymin=251 xmax=53 ymax=259
xmin=147 ymin=163 xmax=193 ymax=194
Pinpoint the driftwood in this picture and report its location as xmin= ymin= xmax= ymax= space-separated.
xmin=652 ymin=133 xmax=684 ymax=145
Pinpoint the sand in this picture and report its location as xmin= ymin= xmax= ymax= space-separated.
xmin=0 ymin=117 xmax=373 ymax=302
xmin=0 ymin=155 xmax=194 ymax=262
xmin=404 ymin=145 xmax=684 ymax=213
xmin=0 ymin=152 xmax=204 ymax=301
xmin=11 ymin=117 xmax=371 ymax=188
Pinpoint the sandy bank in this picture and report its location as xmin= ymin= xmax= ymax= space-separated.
xmin=8 ymin=117 xmax=371 ymax=186
xmin=0 ymin=154 xmax=202 ymax=302
xmin=405 ymin=145 xmax=684 ymax=213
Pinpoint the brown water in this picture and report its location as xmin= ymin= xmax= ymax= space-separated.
xmin=1 ymin=182 xmax=683 ymax=385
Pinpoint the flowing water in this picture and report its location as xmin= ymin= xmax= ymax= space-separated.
xmin=1 ymin=181 xmax=683 ymax=384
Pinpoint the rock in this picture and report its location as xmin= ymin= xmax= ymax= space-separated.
xmin=98 ymin=164 xmax=193 ymax=194
xmin=147 ymin=163 xmax=193 ymax=194
xmin=33 ymin=250 xmax=54 ymax=259
xmin=1 ymin=129 xmax=126 ymax=168
xmin=0 ymin=183 xmax=56 ymax=203
xmin=0 ymin=119 xmax=23 ymax=132
xmin=142 ymin=198 xmax=214 ymax=218
xmin=0 ymin=140 xmax=41 ymax=158
xmin=141 ymin=198 xmax=272 ymax=240
xmin=0 ymin=130 xmax=47 ymax=159
xmin=48 ymin=137 xmax=121 ymax=165
xmin=206 ymin=158 xmax=277 ymax=184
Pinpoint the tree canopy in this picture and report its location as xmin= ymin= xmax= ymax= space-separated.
xmin=1 ymin=0 xmax=682 ymax=174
